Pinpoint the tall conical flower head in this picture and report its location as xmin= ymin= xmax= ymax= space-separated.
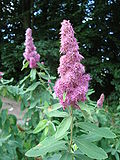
xmin=54 ymin=20 xmax=90 ymax=109
xmin=23 ymin=28 xmax=40 ymax=68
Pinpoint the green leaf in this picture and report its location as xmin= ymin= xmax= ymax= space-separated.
xmin=49 ymin=76 xmax=56 ymax=80
xmin=33 ymin=119 xmax=48 ymax=134
xmin=79 ymin=133 xmax=102 ymax=142
xmin=19 ymin=74 xmax=30 ymax=85
xmin=51 ymin=103 xmax=62 ymax=111
xmin=37 ymin=62 xmax=50 ymax=76
xmin=48 ymin=122 xmax=56 ymax=135
xmin=7 ymin=85 xmax=20 ymax=96
xmin=29 ymin=99 xmax=39 ymax=109
xmin=47 ymin=110 xmax=69 ymax=118
xmin=117 ymin=105 xmax=120 ymax=111
xmin=75 ymin=153 xmax=92 ymax=160
xmin=79 ymin=122 xmax=116 ymax=138
xmin=40 ymin=126 xmax=49 ymax=141
xmin=40 ymin=90 xmax=51 ymax=103
xmin=21 ymin=60 xmax=29 ymax=71
xmin=47 ymin=153 xmax=62 ymax=160
xmin=99 ymin=127 xmax=116 ymax=138
xmin=40 ymin=72 xmax=49 ymax=80
xmin=55 ymin=116 xmax=72 ymax=139
xmin=25 ymin=136 xmax=67 ymax=157
xmin=78 ymin=102 xmax=94 ymax=114
xmin=24 ymin=82 xmax=40 ymax=93
xmin=63 ymin=92 xmax=67 ymax=102
xmin=0 ymin=155 xmax=11 ymax=160
xmin=1 ymin=109 xmax=8 ymax=124
xmin=60 ymin=152 xmax=73 ymax=160
xmin=0 ymin=98 xmax=2 ymax=109
xmin=86 ymin=89 xmax=95 ymax=96
xmin=111 ymin=148 xmax=116 ymax=155
xmin=1 ymin=78 xmax=14 ymax=85
xmin=115 ymin=152 xmax=120 ymax=160
xmin=30 ymin=69 xmax=36 ymax=81
xmin=75 ymin=139 xmax=108 ymax=159
xmin=0 ymin=134 xmax=11 ymax=146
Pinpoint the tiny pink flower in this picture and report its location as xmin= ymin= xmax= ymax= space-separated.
xmin=0 ymin=72 xmax=4 ymax=79
xmin=48 ymin=79 xmax=51 ymax=83
xmin=48 ymin=79 xmax=52 ymax=92
xmin=41 ymin=61 xmax=44 ymax=65
xmin=48 ymin=79 xmax=51 ymax=87
xmin=97 ymin=93 xmax=104 ymax=108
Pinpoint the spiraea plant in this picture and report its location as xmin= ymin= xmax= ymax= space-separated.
xmin=25 ymin=20 xmax=116 ymax=160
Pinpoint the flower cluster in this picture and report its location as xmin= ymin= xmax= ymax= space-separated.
xmin=23 ymin=28 xmax=40 ymax=68
xmin=97 ymin=93 xmax=104 ymax=108
xmin=0 ymin=72 xmax=4 ymax=79
xmin=54 ymin=20 xmax=90 ymax=109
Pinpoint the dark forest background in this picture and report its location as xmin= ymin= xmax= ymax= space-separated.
xmin=0 ymin=0 xmax=120 ymax=106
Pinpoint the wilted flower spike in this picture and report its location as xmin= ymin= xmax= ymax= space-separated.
xmin=97 ymin=93 xmax=104 ymax=108
xmin=23 ymin=28 xmax=40 ymax=68
xmin=54 ymin=20 xmax=90 ymax=109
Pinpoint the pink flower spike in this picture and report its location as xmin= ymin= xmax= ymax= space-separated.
xmin=23 ymin=28 xmax=40 ymax=68
xmin=97 ymin=93 xmax=104 ymax=108
xmin=54 ymin=20 xmax=90 ymax=109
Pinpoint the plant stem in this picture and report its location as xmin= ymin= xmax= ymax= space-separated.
xmin=70 ymin=106 xmax=73 ymax=151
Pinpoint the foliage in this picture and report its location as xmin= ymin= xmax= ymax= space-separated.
xmin=0 ymin=99 xmax=24 ymax=160
xmin=0 ymin=60 xmax=120 ymax=159
xmin=0 ymin=59 xmax=56 ymax=159
xmin=25 ymin=89 xmax=119 ymax=160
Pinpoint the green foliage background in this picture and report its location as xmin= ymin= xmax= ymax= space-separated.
xmin=0 ymin=0 xmax=120 ymax=105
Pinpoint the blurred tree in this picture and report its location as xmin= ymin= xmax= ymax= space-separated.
xmin=75 ymin=0 xmax=120 ymax=106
